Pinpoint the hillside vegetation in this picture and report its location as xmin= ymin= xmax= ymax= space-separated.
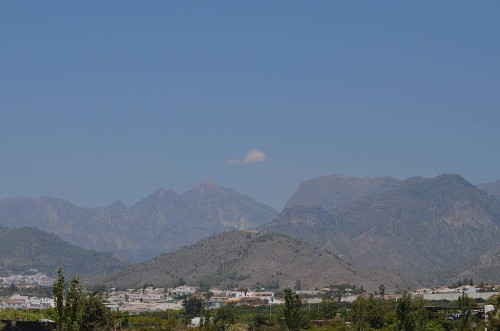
xmin=0 ymin=226 xmax=126 ymax=277
xmin=89 ymin=231 xmax=417 ymax=291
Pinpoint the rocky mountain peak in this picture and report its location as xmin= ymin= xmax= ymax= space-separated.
xmin=192 ymin=181 xmax=224 ymax=195
xmin=105 ymin=201 xmax=127 ymax=210
xmin=399 ymin=174 xmax=480 ymax=199
xmin=477 ymin=179 xmax=500 ymax=200
xmin=136 ymin=188 xmax=180 ymax=204
xmin=435 ymin=173 xmax=475 ymax=187
xmin=285 ymin=173 xmax=401 ymax=209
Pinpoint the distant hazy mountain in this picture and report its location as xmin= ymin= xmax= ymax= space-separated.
xmin=89 ymin=230 xmax=417 ymax=291
xmin=262 ymin=174 xmax=500 ymax=286
xmin=182 ymin=181 xmax=278 ymax=230
xmin=0 ymin=182 xmax=277 ymax=262
xmin=261 ymin=205 xmax=338 ymax=247
xmin=284 ymin=174 xmax=400 ymax=209
xmin=0 ymin=226 xmax=126 ymax=277
xmin=477 ymin=179 xmax=500 ymax=200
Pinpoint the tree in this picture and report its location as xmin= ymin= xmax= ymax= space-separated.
xmin=52 ymin=268 xmax=113 ymax=331
xmin=351 ymin=296 xmax=370 ymax=330
xmin=351 ymin=294 xmax=386 ymax=330
xmin=458 ymin=292 xmax=474 ymax=331
xmin=365 ymin=295 xmax=385 ymax=329
xmin=379 ymin=284 xmax=385 ymax=300
xmin=294 ymin=280 xmax=302 ymax=291
xmin=486 ymin=295 xmax=500 ymax=330
xmin=183 ymin=296 xmax=203 ymax=317
xmin=335 ymin=290 xmax=342 ymax=303
xmin=200 ymin=281 xmax=210 ymax=293
xmin=214 ymin=307 xmax=235 ymax=331
xmin=319 ymin=296 xmax=338 ymax=320
xmin=53 ymin=267 xmax=66 ymax=330
xmin=80 ymin=292 xmax=112 ymax=331
xmin=65 ymin=278 xmax=83 ymax=331
xmin=412 ymin=296 xmax=428 ymax=331
xmin=396 ymin=292 xmax=415 ymax=331
xmin=200 ymin=308 xmax=216 ymax=331
xmin=249 ymin=314 xmax=273 ymax=331
xmin=283 ymin=288 xmax=304 ymax=331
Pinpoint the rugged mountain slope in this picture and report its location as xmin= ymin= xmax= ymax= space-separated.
xmin=284 ymin=174 xmax=400 ymax=209
xmin=182 ymin=181 xmax=277 ymax=230
xmin=0 ymin=226 xmax=126 ymax=277
xmin=477 ymin=179 xmax=500 ymax=200
xmin=262 ymin=174 xmax=500 ymax=286
xmin=0 ymin=183 xmax=277 ymax=262
xmin=261 ymin=206 xmax=339 ymax=247
xmin=457 ymin=244 xmax=500 ymax=285
xmin=89 ymin=231 xmax=417 ymax=291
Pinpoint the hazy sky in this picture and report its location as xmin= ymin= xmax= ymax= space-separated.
xmin=1 ymin=1 xmax=499 ymax=210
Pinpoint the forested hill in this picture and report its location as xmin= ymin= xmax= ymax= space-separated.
xmin=0 ymin=226 xmax=127 ymax=277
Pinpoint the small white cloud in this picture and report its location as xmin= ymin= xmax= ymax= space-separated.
xmin=227 ymin=148 xmax=267 ymax=165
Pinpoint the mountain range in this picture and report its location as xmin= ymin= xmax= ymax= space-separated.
xmin=262 ymin=174 xmax=500 ymax=285
xmin=2 ymin=174 xmax=500 ymax=288
xmin=0 ymin=182 xmax=277 ymax=262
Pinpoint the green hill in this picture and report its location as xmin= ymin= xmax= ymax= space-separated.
xmin=0 ymin=226 xmax=127 ymax=277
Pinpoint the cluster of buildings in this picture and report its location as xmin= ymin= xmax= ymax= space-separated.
xmin=0 ymin=272 xmax=54 ymax=288
xmin=1 ymin=281 xmax=499 ymax=315
xmin=104 ymin=286 xmax=280 ymax=313
xmin=103 ymin=284 xmax=377 ymax=313
xmin=413 ymin=285 xmax=500 ymax=301
xmin=207 ymin=290 xmax=279 ymax=309
xmin=105 ymin=286 xmax=192 ymax=313
xmin=0 ymin=294 xmax=54 ymax=309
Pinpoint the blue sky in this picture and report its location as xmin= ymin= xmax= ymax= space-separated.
xmin=1 ymin=1 xmax=499 ymax=209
